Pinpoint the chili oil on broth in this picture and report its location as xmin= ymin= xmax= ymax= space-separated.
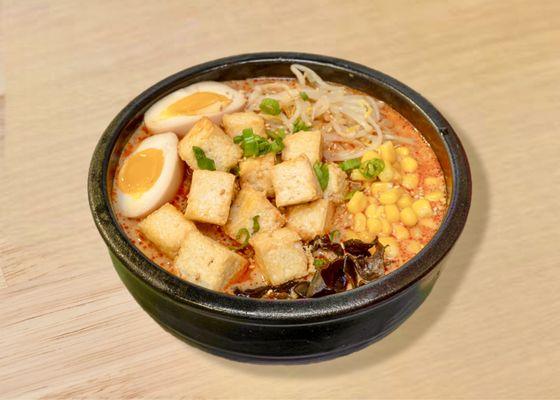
xmin=111 ymin=77 xmax=448 ymax=296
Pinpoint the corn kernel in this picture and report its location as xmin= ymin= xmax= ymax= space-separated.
xmin=424 ymin=176 xmax=440 ymax=188
xmin=396 ymin=146 xmax=410 ymax=157
xmin=402 ymin=173 xmax=419 ymax=189
xmin=361 ymin=150 xmax=380 ymax=162
xmin=365 ymin=204 xmax=378 ymax=219
xmin=347 ymin=191 xmax=368 ymax=214
xmin=381 ymin=218 xmax=392 ymax=235
xmin=378 ymin=163 xmax=395 ymax=182
xmin=379 ymin=188 xmax=400 ymax=205
xmin=371 ymin=182 xmax=392 ymax=193
xmin=354 ymin=213 xmax=367 ymax=232
xmin=378 ymin=236 xmax=397 ymax=247
xmin=419 ymin=218 xmax=438 ymax=229
xmin=426 ymin=191 xmax=444 ymax=202
xmin=375 ymin=206 xmax=385 ymax=218
xmin=387 ymin=246 xmax=400 ymax=259
xmin=400 ymin=207 xmax=418 ymax=227
xmin=367 ymin=217 xmax=383 ymax=234
xmin=401 ymin=156 xmax=418 ymax=172
xmin=350 ymin=169 xmax=367 ymax=181
xmin=393 ymin=224 xmax=410 ymax=240
xmin=357 ymin=231 xmax=375 ymax=243
xmin=378 ymin=236 xmax=400 ymax=258
xmin=410 ymin=227 xmax=422 ymax=239
xmin=397 ymin=194 xmax=413 ymax=209
xmin=380 ymin=141 xmax=396 ymax=163
xmin=385 ymin=204 xmax=400 ymax=222
xmin=405 ymin=240 xmax=423 ymax=254
xmin=412 ymin=198 xmax=433 ymax=218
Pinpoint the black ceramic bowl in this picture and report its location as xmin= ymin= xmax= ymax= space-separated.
xmin=88 ymin=52 xmax=471 ymax=363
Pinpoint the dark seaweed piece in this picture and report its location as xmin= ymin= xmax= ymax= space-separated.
xmin=293 ymin=281 xmax=310 ymax=298
xmin=309 ymin=234 xmax=344 ymax=256
xmin=343 ymin=256 xmax=358 ymax=286
xmin=234 ymin=285 xmax=272 ymax=298
xmin=344 ymin=239 xmax=376 ymax=256
xmin=305 ymin=270 xmax=333 ymax=298
xmin=274 ymin=279 xmax=303 ymax=293
xmin=306 ymin=257 xmax=351 ymax=298
xmin=353 ymin=241 xmax=385 ymax=282
xmin=321 ymin=257 xmax=350 ymax=292
xmin=233 ymin=279 xmax=302 ymax=299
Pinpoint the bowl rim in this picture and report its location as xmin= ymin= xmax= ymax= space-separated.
xmin=88 ymin=52 xmax=471 ymax=323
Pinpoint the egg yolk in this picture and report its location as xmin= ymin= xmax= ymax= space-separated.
xmin=161 ymin=92 xmax=231 ymax=117
xmin=117 ymin=148 xmax=164 ymax=195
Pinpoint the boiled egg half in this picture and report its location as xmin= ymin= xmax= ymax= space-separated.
xmin=116 ymin=132 xmax=183 ymax=218
xmin=144 ymin=81 xmax=245 ymax=137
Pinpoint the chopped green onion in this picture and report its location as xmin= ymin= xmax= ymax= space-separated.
xmin=259 ymin=98 xmax=281 ymax=115
xmin=229 ymin=228 xmax=250 ymax=250
xmin=300 ymin=92 xmax=310 ymax=101
xmin=329 ymin=230 xmax=341 ymax=242
xmin=313 ymin=161 xmax=329 ymax=191
xmin=266 ymin=128 xmax=286 ymax=153
xmin=192 ymin=146 xmax=216 ymax=171
xmin=252 ymin=215 xmax=260 ymax=234
xmin=234 ymin=128 xmax=284 ymax=157
xmin=235 ymin=128 xmax=269 ymax=157
xmin=269 ymin=138 xmax=284 ymax=154
xmin=360 ymin=158 xmax=385 ymax=179
xmin=266 ymin=128 xmax=286 ymax=140
xmin=339 ymin=158 xmax=361 ymax=172
xmin=293 ymin=117 xmax=311 ymax=133
xmin=313 ymin=258 xmax=327 ymax=267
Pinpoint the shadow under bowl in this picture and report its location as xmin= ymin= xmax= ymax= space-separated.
xmin=88 ymin=52 xmax=471 ymax=363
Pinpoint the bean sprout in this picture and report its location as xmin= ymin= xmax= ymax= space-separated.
xmin=244 ymin=64 xmax=414 ymax=160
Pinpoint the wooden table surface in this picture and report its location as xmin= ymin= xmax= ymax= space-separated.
xmin=1 ymin=1 xmax=559 ymax=398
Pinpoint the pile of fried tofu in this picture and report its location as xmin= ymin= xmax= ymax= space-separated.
xmin=138 ymin=114 xmax=348 ymax=292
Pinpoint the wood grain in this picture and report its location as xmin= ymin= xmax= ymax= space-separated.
xmin=1 ymin=0 xmax=559 ymax=398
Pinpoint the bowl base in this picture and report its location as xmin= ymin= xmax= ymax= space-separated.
xmin=157 ymin=319 xmax=399 ymax=364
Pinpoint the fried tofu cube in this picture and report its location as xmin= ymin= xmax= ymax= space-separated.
xmin=224 ymin=188 xmax=285 ymax=240
xmin=178 ymin=117 xmax=242 ymax=171
xmin=222 ymin=112 xmax=266 ymax=138
xmin=138 ymin=203 xmax=197 ymax=258
xmin=286 ymin=199 xmax=335 ymax=241
xmin=250 ymin=228 xmax=309 ymax=286
xmin=323 ymin=163 xmax=348 ymax=203
xmin=175 ymin=230 xmax=247 ymax=291
xmin=184 ymin=170 xmax=236 ymax=225
xmin=282 ymin=130 xmax=322 ymax=165
xmin=271 ymin=156 xmax=322 ymax=207
xmin=238 ymin=153 xmax=275 ymax=196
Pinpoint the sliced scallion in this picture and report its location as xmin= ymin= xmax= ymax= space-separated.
xmin=259 ymin=98 xmax=281 ymax=115
xmin=192 ymin=146 xmax=216 ymax=171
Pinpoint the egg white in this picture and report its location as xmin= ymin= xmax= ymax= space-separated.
xmin=144 ymin=82 xmax=245 ymax=137
xmin=116 ymin=132 xmax=183 ymax=218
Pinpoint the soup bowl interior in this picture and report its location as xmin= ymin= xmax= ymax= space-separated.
xmin=88 ymin=52 xmax=471 ymax=359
